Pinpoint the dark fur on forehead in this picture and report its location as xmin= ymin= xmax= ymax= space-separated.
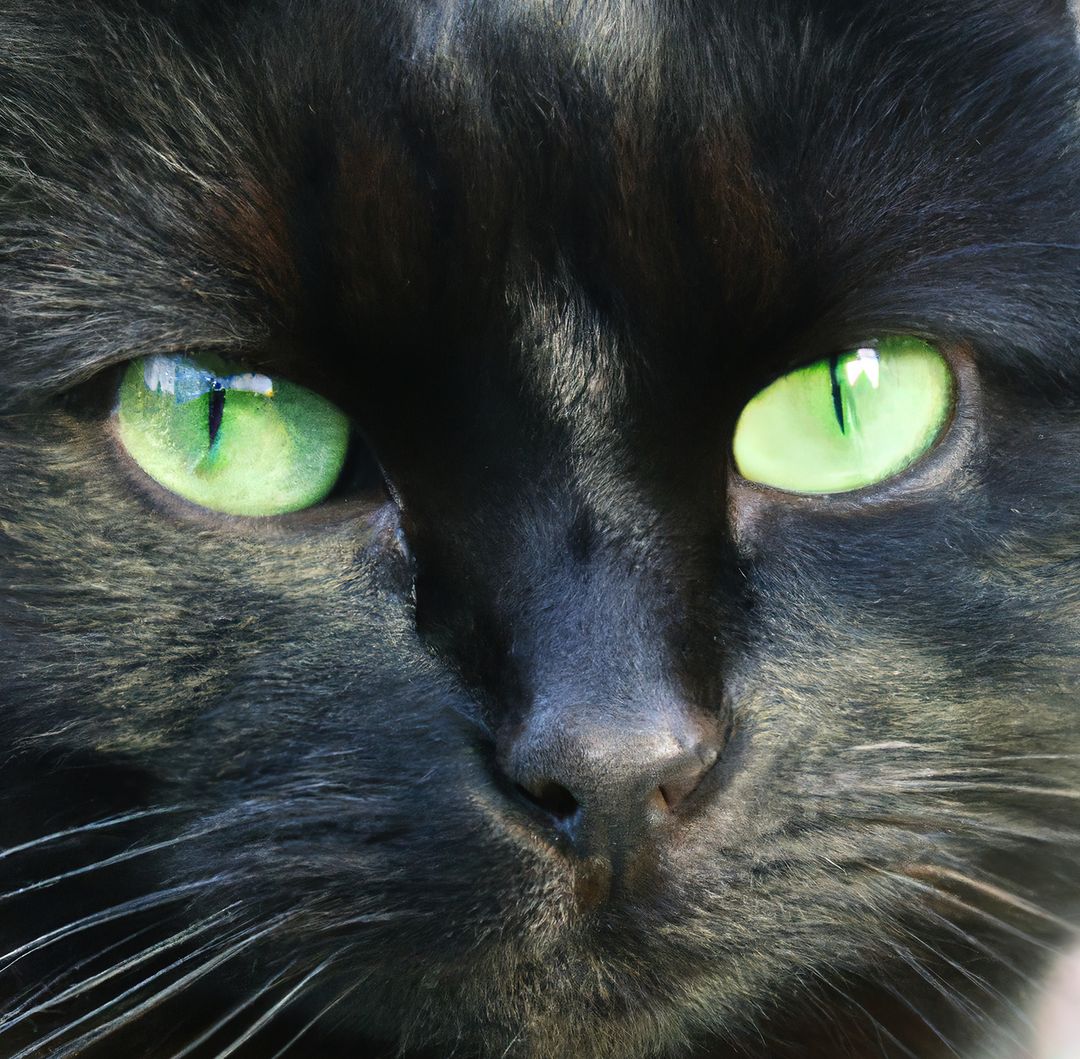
xmin=1 ymin=1 xmax=1079 ymax=1058
xmin=3 ymin=0 xmax=1080 ymax=401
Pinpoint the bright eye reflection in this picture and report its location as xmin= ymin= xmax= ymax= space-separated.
xmin=844 ymin=349 xmax=880 ymax=389
xmin=142 ymin=354 xmax=275 ymax=405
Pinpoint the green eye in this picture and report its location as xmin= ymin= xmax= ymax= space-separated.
xmin=731 ymin=337 xmax=953 ymax=494
xmin=115 ymin=354 xmax=351 ymax=516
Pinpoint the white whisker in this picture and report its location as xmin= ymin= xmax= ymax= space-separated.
xmin=168 ymin=963 xmax=297 ymax=1059
xmin=887 ymin=942 xmax=992 ymax=1030
xmin=211 ymin=957 xmax=336 ymax=1059
xmin=804 ymin=967 xmax=921 ymax=1059
xmin=267 ymin=980 xmax=361 ymax=1059
xmin=902 ymin=865 xmax=1078 ymax=935
xmin=0 ymin=826 xmax=225 ymax=903
xmin=0 ymin=908 xmax=241 ymax=1035
xmin=847 ymin=742 xmax=948 ymax=754
xmin=3 ymin=924 xmax=159 ymax=1023
xmin=11 ymin=913 xmax=294 ymax=1059
xmin=890 ymin=921 xmax=1034 ymax=1028
xmin=847 ymin=799 xmax=1080 ymax=846
xmin=881 ymin=980 xmax=963 ymax=1058
xmin=878 ymin=781 xmax=1080 ymax=801
xmin=0 ymin=878 xmax=225 ymax=973
xmin=0 ymin=808 xmax=184 ymax=861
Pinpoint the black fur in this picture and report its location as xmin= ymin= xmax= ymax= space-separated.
xmin=1 ymin=1 xmax=1078 ymax=1056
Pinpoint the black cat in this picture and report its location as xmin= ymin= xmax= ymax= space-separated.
xmin=1 ymin=1 xmax=1078 ymax=1057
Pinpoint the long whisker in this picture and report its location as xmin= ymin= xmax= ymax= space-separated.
xmin=0 ymin=807 xmax=184 ymax=861
xmin=888 ymin=920 xmax=1034 ymax=1029
xmin=2 ymin=924 xmax=160 ymax=1023
xmin=901 ymin=865 xmax=1079 ymax=935
xmin=0 ymin=878 xmax=226 ymax=972
xmin=268 ymin=980 xmax=362 ymax=1059
xmin=0 ymin=908 xmax=241 ymax=1035
xmin=886 ymin=942 xmax=992 ymax=1030
xmin=845 ymin=801 xmax=1080 ymax=846
xmin=874 ymin=868 xmax=1064 ymax=953
xmin=211 ymin=957 xmax=337 ymax=1059
xmin=871 ymin=781 xmax=1080 ymax=801
xmin=888 ymin=891 xmax=1042 ymax=989
xmin=0 ymin=826 xmax=226 ymax=903
xmin=168 ymin=963 xmax=298 ymax=1059
xmin=12 ymin=913 xmax=294 ymax=1059
xmin=846 ymin=750 xmax=1080 ymax=762
xmin=804 ymin=968 xmax=921 ymax=1059
xmin=880 ymin=980 xmax=963 ymax=1058
xmin=989 ymin=754 xmax=1080 ymax=763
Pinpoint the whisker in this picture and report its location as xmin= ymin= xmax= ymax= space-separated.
xmin=0 ymin=908 xmax=241 ymax=1035
xmin=168 ymin=963 xmax=297 ymax=1059
xmin=902 ymin=865 xmax=1079 ymax=935
xmin=0 ymin=826 xmax=225 ymax=903
xmin=846 ymin=801 xmax=1080 ymax=846
xmin=846 ymin=747 xmax=1080 ymax=765
xmin=846 ymin=742 xmax=949 ymax=755
xmin=0 ymin=878 xmax=226 ymax=973
xmin=804 ymin=968 xmax=921 ymax=1059
xmin=991 ymin=754 xmax=1080 ymax=763
xmin=11 ymin=913 xmax=294 ymax=1059
xmin=211 ymin=956 xmax=337 ymax=1059
xmin=875 ymin=869 xmax=1064 ymax=954
xmin=880 ymin=980 xmax=963 ymax=1058
xmin=887 ymin=942 xmax=991 ymax=1030
xmin=268 ymin=980 xmax=361 ymax=1059
xmin=874 ymin=781 xmax=1080 ymax=801
xmin=2 ymin=924 xmax=160 ymax=1023
xmin=889 ymin=921 xmax=1034 ymax=1029
xmin=0 ymin=807 xmax=184 ymax=861
xmin=891 ymin=893 xmax=1043 ymax=989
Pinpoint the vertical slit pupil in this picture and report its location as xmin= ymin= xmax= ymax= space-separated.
xmin=208 ymin=385 xmax=226 ymax=446
xmin=829 ymin=354 xmax=846 ymax=434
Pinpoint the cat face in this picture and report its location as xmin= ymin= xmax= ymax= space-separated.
xmin=1 ymin=1 xmax=1078 ymax=1057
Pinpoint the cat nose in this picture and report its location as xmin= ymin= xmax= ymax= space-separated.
xmin=498 ymin=708 xmax=720 ymax=862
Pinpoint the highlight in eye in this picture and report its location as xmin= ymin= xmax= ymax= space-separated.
xmin=115 ymin=354 xmax=351 ymax=516
xmin=731 ymin=337 xmax=953 ymax=494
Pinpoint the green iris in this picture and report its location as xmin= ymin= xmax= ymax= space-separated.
xmin=732 ymin=337 xmax=953 ymax=494
xmin=115 ymin=354 xmax=351 ymax=516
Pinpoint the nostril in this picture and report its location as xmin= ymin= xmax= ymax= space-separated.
xmin=516 ymin=780 xmax=580 ymax=822
xmin=657 ymin=744 xmax=720 ymax=810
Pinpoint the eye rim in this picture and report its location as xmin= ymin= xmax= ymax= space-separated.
xmin=106 ymin=354 xmax=394 ymax=529
xmin=727 ymin=340 xmax=979 ymax=526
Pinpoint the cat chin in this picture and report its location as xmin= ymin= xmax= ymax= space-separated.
xmin=297 ymin=916 xmax=800 ymax=1059
xmin=331 ymin=973 xmax=711 ymax=1059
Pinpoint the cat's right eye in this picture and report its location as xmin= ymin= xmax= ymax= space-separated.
xmin=114 ymin=354 xmax=354 ymax=516
xmin=731 ymin=336 xmax=954 ymax=495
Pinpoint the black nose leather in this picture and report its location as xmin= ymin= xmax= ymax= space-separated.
xmin=500 ymin=709 xmax=720 ymax=860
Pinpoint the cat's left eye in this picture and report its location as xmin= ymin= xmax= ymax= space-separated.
xmin=731 ymin=336 xmax=954 ymax=495
xmin=114 ymin=354 xmax=353 ymax=516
